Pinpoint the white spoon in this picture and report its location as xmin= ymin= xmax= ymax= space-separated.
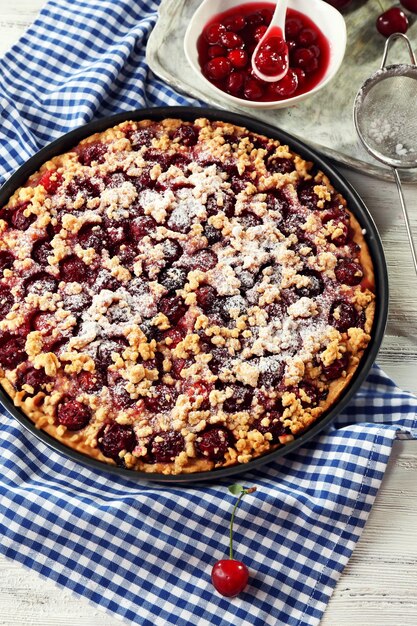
xmin=251 ymin=0 xmax=289 ymax=83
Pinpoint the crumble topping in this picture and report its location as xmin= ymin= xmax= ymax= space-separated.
xmin=0 ymin=118 xmax=375 ymax=474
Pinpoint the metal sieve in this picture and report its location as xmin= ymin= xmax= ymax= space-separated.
xmin=354 ymin=33 xmax=417 ymax=274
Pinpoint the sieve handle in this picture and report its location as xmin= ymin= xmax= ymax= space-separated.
xmin=392 ymin=168 xmax=417 ymax=276
xmin=380 ymin=33 xmax=417 ymax=69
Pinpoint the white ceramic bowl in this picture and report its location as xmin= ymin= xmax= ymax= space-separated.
xmin=184 ymin=0 xmax=347 ymax=110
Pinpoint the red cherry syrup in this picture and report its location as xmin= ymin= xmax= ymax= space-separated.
xmin=197 ymin=2 xmax=330 ymax=102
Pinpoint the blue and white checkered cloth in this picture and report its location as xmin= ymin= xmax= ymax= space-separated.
xmin=0 ymin=2 xmax=416 ymax=625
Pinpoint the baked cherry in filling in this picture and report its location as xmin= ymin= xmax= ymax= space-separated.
xmin=195 ymin=427 xmax=233 ymax=461
xmin=0 ymin=117 xmax=375 ymax=474
xmin=98 ymin=423 xmax=136 ymax=461
xmin=57 ymin=399 xmax=91 ymax=431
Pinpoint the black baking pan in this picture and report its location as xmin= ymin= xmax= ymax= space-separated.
xmin=0 ymin=106 xmax=389 ymax=483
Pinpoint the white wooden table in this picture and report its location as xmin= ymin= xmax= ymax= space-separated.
xmin=1 ymin=2 xmax=417 ymax=624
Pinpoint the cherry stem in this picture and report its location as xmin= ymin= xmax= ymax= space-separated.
xmin=228 ymin=486 xmax=257 ymax=560
xmin=376 ymin=0 xmax=385 ymax=12
xmin=229 ymin=491 xmax=243 ymax=560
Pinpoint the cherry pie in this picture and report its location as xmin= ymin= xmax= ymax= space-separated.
xmin=0 ymin=117 xmax=375 ymax=474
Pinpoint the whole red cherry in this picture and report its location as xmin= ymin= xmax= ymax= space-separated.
xmin=270 ymin=69 xmax=299 ymax=98
xmin=205 ymin=57 xmax=231 ymax=80
xmin=376 ymin=7 xmax=409 ymax=37
xmin=400 ymin=0 xmax=417 ymax=12
xmin=211 ymin=559 xmax=249 ymax=597
xmin=210 ymin=484 xmax=257 ymax=597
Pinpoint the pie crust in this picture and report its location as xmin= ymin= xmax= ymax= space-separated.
xmin=0 ymin=117 xmax=375 ymax=474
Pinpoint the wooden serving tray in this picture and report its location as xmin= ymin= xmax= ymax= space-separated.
xmin=146 ymin=0 xmax=417 ymax=182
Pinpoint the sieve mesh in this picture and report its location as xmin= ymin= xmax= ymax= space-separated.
xmin=355 ymin=71 xmax=417 ymax=168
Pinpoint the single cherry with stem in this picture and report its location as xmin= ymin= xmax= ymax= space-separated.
xmin=375 ymin=0 xmax=409 ymax=37
xmin=211 ymin=484 xmax=257 ymax=597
